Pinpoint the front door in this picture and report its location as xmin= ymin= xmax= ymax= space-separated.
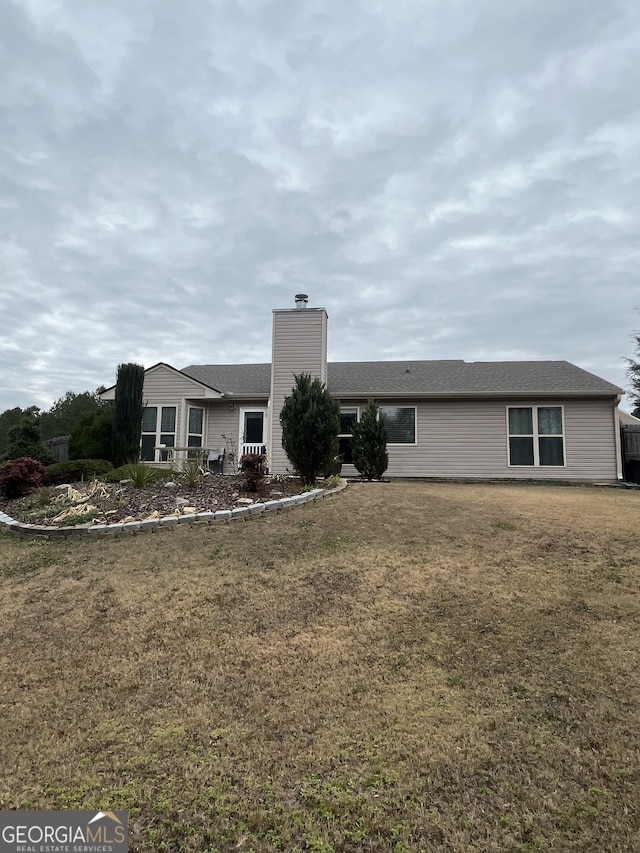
xmin=239 ymin=408 xmax=268 ymax=458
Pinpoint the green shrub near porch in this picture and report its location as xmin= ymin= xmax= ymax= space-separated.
xmin=45 ymin=459 xmax=113 ymax=485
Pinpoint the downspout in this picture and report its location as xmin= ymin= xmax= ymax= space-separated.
xmin=614 ymin=395 xmax=623 ymax=480
xmin=266 ymin=396 xmax=272 ymax=472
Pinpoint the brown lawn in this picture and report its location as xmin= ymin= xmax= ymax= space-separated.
xmin=0 ymin=482 xmax=639 ymax=852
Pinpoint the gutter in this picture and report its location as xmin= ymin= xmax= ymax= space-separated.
xmin=328 ymin=391 xmax=623 ymax=401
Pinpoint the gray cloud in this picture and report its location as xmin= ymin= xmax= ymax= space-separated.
xmin=1 ymin=0 xmax=639 ymax=410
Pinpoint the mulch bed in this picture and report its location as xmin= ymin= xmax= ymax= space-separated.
xmin=0 ymin=473 xmax=306 ymax=526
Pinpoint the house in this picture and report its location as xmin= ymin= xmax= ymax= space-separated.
xmin=100 ymin=294 xmax=624 ymax=481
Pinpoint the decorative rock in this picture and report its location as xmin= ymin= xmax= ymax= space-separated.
xmin=144 ymin=510 xmax=160 ymax=520
xmin=52 ymin=504 xmax=99 ymax=524
xmin=119 ymin=479 xmax=134 ymax=485
xmin=230 ymin=492 xmax=239 ymax=500
xmin=270 ymin=490 xmax=284 ymax=498
xmin=236 ymin=498 xmax=253 ymax=506
xmin=176 ymin=497 xmax=190 ymax=507
xmin=182 ymin=506 xmax=197 ymax=514
xmin=121 ymin=516 xmax=135 ymax=524
xmin=163 ymin=481 xmax=178 ymax=489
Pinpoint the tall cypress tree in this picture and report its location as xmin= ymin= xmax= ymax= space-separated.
xmin=112 ymin=363 xmax=145 ymax=467
xmin=351 ymin=400 xmax=389 ymax=480
xmin=280 ymin=373 xmax=340 ymax=486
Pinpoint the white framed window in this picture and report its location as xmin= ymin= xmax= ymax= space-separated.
xmin=338 ymin=407 xmax=359 ymax=463
xmin=379 ymin=406 xmax=417 ymax=445
xmin=187 ymin=407 xmax=204 ymax=449
xmin=140 ymin=406 xmax=176 ymax=462
xmin=507 ymin=406 xmax=565 ymax=467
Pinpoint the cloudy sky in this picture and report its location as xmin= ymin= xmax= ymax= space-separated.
xmin=1 ymin=0 xmax=639 ymax=412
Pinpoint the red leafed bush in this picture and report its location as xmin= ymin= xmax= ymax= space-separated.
xmin=0 ymin=456 xmax=46 ymax=499
xmin=240 ymin=453 xmax=267 ymax=492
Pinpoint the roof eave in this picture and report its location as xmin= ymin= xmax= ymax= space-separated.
xmin=220 ymin=393 xmax=269 ymax=401
xmin=98 ymin=362 xmax=225 ymax=399
xmin=329 ymin=390 xmax=622 ymax=400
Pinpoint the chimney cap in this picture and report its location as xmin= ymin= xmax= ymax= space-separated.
xmin=294 ymin=293 xmax=309 ymax=309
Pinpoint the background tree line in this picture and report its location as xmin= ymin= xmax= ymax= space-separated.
xmin=0 ymin=363 xmax=146 ymax=468
xmin=0 ymin=389 xmax=113 ymax=464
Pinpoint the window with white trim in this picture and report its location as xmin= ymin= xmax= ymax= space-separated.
xmin=508 ymin=406 xmax=564 ymax=466
xmin=140 ymin=406 xmax=176 ymax=462
xmin=379 ymin=406 xmax=416 ymax=444
xmin=188 ymin=407 xmax=204 ymax=448
xmin=338 ymin=407 xmax=359 ymax=463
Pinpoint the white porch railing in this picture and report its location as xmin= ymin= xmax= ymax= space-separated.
xmin=241 ymin=443 xmax=267 ymax=457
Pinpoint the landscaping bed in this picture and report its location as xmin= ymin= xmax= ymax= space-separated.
xmin=0 ymin=471 xmax=307 ymax=527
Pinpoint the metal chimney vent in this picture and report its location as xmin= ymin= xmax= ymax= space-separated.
xmin=294 ymin=293 xmax=309 ymax=309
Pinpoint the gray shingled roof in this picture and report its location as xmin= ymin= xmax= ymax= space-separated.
xmin=181 ymin=363 xmax=271 ymax=395
xmin=181 ymin=360 xmax=622 ymax=397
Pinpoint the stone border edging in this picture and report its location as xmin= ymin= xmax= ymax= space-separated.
xmin=0 ymin=481 xmax=349 ymax=540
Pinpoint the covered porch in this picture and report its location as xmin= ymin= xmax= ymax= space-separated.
xmin=140 ymin=399 xmax=269 ymax=472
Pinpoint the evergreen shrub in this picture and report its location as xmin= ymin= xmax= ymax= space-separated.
xmin=44 ymin=459 xmax=113 ymax=486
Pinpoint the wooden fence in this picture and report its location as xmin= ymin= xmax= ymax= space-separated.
xmin=44 ymin=435 xmax=70 ymax=463
xmin=621 ymin=426 xmax=640 ymax=483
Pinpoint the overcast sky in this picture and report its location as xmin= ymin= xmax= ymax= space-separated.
xmin=1 ymin=0 xmax=639 ymax=412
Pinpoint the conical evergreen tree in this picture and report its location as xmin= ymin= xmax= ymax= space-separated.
xmin=351 ymin=400 xmax=388 ymax=480
xmin=280 ymin=373 xmax=340 ymax=486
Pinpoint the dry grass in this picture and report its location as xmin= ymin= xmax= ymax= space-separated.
xmin=1 ymin=482 xmax=639 ymax=852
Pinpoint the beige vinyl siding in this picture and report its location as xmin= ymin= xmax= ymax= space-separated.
xmin=142 ymin=368 xmax=208 ymax=455
xmin=139 ymin=366 xmax=221 ymax=463
xmin=269 ymin=308 xmax=328 ymax=474
xmin=203 ymin=399 xmax=268 ymax=473
xmin=142 ymin=365 xmax=218 ymax=401
xmin=340 ymin=398 xmax=618 ymax=481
